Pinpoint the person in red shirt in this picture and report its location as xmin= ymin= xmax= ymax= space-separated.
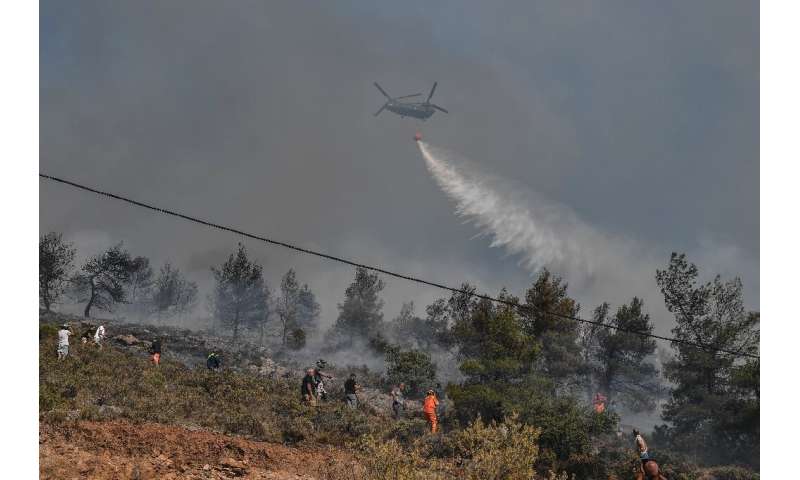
xmin=423 ymin=389 xmax=440 ymax=433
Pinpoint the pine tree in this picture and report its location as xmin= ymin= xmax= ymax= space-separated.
xmin=521 ymin=270 xmax=584 ymax=389
xmin=588 ymin=297 xmax=662 ymax=412
xmin=655 ymin=253 xmax=759 ymax=466
xmin=328 ymin=267 xmax=385 ymax=348
xmin=209 ymin=244 xmax=268 ymax=341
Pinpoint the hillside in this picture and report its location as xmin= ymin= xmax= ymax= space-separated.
xmin=39 ymin=312 xmax=758 ymax=480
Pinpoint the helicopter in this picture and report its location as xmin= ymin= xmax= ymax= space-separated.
xmin=373 ymin=82 xmax=448 ymax=120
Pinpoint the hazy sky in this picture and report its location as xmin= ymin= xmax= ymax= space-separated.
xmin=40 ymin=1 xmax=759 ymax=336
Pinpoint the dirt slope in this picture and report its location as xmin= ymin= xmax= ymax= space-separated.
xmin=40 ymin=420 xmax=363 ymax=480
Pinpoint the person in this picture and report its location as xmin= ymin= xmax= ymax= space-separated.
xmin=423 ymin=389 xmax=440 ymax=433
xmin=301 ymin=368 xmax=317 ymax=405
xmin=57 ymin=324 xmax=71 ymax=360
xmin=93 ymin=324 xmax=106 ymax=347
xmin=344 ymin=373 xmax=359 ymax=409
xmin=390 ymin=383 xmax=406 ymax=419
xmin=151 ymin=338 xmax=162 ymax=365
xmin=314 ymin=363 xmax=334 ymax=402
xmin=593 ymin=392 xmax=607 ymax=414
xmin=207 ymin=352 xmax=221 ymax=370
xmin=633 ymin=429 xmax=667 ymax=480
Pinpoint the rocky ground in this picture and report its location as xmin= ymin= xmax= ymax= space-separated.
xmin=40 ymin=420 xmax=363 ymax=480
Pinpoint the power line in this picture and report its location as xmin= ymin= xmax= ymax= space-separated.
xmin=39 ymin=173 xmax=759 ymax=359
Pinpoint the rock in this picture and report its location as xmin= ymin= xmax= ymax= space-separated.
xmin=98 ymin=405 xmax=123 ymax=418
xmin=203 ymin=464 xmax=211 ymax=471
xmin=220 ymin=457 xmax=248 ymax=476
xmin=114 ymin=334 xmax=139 ymax=346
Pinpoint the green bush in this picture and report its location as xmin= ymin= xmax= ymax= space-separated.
xmin=385 ymin=347 xmax=437 ymax=398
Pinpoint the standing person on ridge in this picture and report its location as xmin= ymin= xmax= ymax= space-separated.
xmin=391 ymin=383 xmax=406 ymax=419
xmin=344 ymin=373 xmax=360 ymax=409
xmin=301 ymin=368 xmax=317 ymax=405
xmin=57 ymin=324 xmax=71 ymax=360
xmin=93 ymin=324 xmax=106 ymax=348
xmin=423 ymin=389 xmax=440 ymax=433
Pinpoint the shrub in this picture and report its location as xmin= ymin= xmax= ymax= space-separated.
xmin=446 ymin=414 xmax=540 ymax=480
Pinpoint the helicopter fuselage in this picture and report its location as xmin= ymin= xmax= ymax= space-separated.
xmin=385 ymin=101 xmax=436 ymax=120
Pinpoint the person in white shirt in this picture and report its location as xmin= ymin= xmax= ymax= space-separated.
xmin=57 ymin=324 xmax=72 ymax=360
xmin=93 ymin=325 xmax=106 ymax=347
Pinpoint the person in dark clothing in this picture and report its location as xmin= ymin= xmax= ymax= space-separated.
xmin=151 ymin=339 xmax=162 ymax=365
xmin=301 ymin=368 xmax=317 ymax=405
xmin=344 ymin=373 xmax=360 ymax=409
xmin=207 ymin=352 xmax=221 ymax=370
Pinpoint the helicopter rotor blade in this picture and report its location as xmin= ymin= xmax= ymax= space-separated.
xmin=374 ymin=82 xmax=391 ymax=99
xmin=431 ymin=104 xmax=448 ymax=114
xmin=374 ymin=103 xmax=387 ymax=117
xmin=395 ymin=93 xmax=422 ymax=99
xmin=426 ymin=82 xmax=438 ymax=102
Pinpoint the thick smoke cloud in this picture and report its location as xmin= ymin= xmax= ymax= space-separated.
xmin=40 ymin=1 xmax=758 ymax=335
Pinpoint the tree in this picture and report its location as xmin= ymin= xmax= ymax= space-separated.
xmin=446 ymin=287 xmax=618 ymax=469
xmin=72 ymin=243 xmax=134 ymax=317
xmin=209 ymin=244 xmax=269 ymax=341
xmin=448 ymin=294 xmax=539 ymax=422
xmin=277 ymin=269 xmax=300 ymax=346
xmin=655 ymin=253 xmax=760 ymax=467
xmin=39 ymin=232 xmax=76 ymax=312
xmin=296 ymin=283 xmax=320 ymax=335
xmin=151 ymin=262 xmax=198 ymax=319
xmin=521 ymin=270 xmax=585 ymax=390
xmin=385 ymin=346 xmax=437 ymax=398
xmin=128 ymin=256 xmax=154 ymax=306
xmin=587 ymin=297 xmax=661 ymax=412
xmin=387 ymin=302 xmax=428 ymax=348
xmin=328 ymin=267 xmax=385 ymax=348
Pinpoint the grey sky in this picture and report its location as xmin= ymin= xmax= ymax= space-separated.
xmin=40 ymin=1 xmax=759 ymax=335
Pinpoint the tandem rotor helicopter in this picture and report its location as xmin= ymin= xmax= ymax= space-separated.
xmin=373 ymin=81 xmax=448 ymax=121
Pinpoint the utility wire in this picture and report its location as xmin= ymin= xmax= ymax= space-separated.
xmin=39 ymin=173 xmax=759 ymax=359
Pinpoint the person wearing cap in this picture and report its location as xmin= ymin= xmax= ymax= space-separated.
xmin=313 ymin=361 xmax=334 ymax=402
xmin=423 ymin=389 xmax=440 ymax=433
xmin=57 ymin=324 xmax=72 ymax=360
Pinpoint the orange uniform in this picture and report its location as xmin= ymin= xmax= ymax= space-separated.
xmin=423 ymin=393 xmax=439 ymax=433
